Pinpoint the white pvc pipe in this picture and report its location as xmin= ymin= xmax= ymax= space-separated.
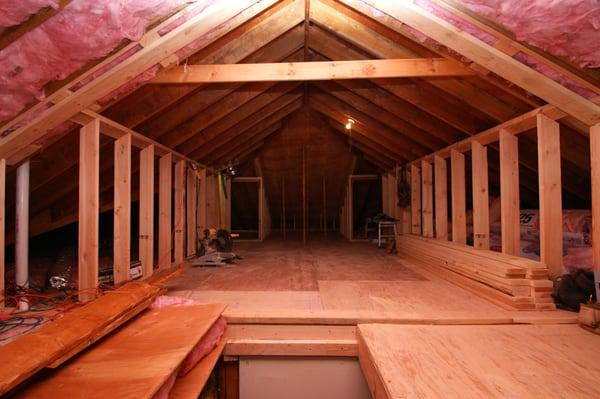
xmin=15 ymin=160 xmax=29 ymax=311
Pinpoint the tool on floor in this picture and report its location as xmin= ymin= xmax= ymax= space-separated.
xmin=191 ymin=229 xmax=241 ymax=267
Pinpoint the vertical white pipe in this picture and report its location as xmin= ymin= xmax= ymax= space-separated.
xmin=16 ymin=160 xmax=29 ymax=311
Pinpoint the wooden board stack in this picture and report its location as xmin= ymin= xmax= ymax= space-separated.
xmin=0 ymin=281 xmax=163 ymax=396
xmin=16 ymin=304 xmax=226 ymax=399
xmin=397 ymin=235 xmax=555 ymax=311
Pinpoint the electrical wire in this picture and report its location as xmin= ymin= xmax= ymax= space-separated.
xmin=0 ymin=316 xmax=45 ymax=342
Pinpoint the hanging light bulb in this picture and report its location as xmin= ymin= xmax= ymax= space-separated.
xmin=345 ymin=118 xmax=355 ymax=130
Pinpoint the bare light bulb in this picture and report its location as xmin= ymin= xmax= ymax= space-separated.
xmin=345 ymin=118 xmax=355 ymax=130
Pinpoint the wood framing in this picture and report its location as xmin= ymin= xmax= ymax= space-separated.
xmin=158 ymin=154 xmax=173 ymax=270
xmin=151 ymin=58 xmax=474 ymax=84
xmin=197 ymin=169 xmax=208 ymax=234
xmin=411 ymin=97 xmax=600 ymax=168
xmin=591 ymin=123 xmax=600 ymax=299
xmin=357 ymin=0 xmax=600 ymax=125
xmin=421 ymin=161 xmax=433 ymax=238
xmin=450 ymin=149 xmax=466 ymax=245
xmin=186 ymin=168 xmax=198 ymax=258
xmin=78 ymin=119 xmax=100 ymax=302
xmin=174 ymin=160 xmax=186 ymax=265
xmin=113 ymin=134 xmax=131 ymax=284
xmin=537 ymin=114 xmax=563 ymax=279
xmin=471 ymin=141 xmax=490 ymax=250
xmin=139 ymin=145 xmax=155 ymax=278
xmin=410 ymin=164 xmax=421 ymax=235
xmin=0 ymin=158 xmax=5 ymax=303
xmin=0 ymin=0 xmax=279 ymax=165
xmin=433 ymin=155 xmax=447 ymax=240
xmin=499 ymin=129 xmax=520 ymax=256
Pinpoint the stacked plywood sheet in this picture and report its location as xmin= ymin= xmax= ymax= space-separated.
xmin=16 ymin=304 xmax=226 ymax=399
xmin=0 ymin=281 xmax=163 ymax=396
xmin=397 ymin=235 xmax=555 ymax=311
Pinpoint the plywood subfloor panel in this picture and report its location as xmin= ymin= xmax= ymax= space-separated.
xmin=167 ymin=238 xmax=575 ymax=324
xmin=173 ymin=290 xmax=323 ymax=311
xmin=318 ymin=279 xmax=500 ymax=314
xmin=17 ymin=305 xmax=225 ymax=399
xmin=358 ymin=324 xmax=600 ymax=399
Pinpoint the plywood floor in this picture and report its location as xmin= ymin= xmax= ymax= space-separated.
xmin=358 ymin=324 xmax=600 ymax=399
xmin=167 ymin=237 xmax=575 ymax=324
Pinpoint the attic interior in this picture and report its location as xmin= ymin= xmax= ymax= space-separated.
xmin=0 ymin=0 xmax=600 ymax=398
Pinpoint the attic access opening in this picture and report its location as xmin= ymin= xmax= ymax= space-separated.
xmin=351 ymin=175 xmax=382 ymax=241
xmin=231 ymin=178 xmax=261 ymax=241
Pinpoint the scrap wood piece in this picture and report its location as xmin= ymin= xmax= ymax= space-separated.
xmin=17 ymin=304 xmax=226 ymax=399
xmin=144 ymin=264 xmax=185 ymax=286
xmin=0 ymin=281 xmax=162 ymax=396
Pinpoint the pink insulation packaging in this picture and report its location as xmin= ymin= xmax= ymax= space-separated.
xmin=150 ymin=295 xmax=227 ymax=396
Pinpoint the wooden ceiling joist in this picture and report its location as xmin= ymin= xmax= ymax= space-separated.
xmin=107 ymin=4 xmax=305 ymax=130
xmin=151 ymin=58 xmax=474 ymax=84
xmin=306 ymin=26 xmax=486 ymax=134
xmin=4 ymin=22 xmax=309 ymax=223
xmin=353 ymin=0 xmax=600 ymax=126
xmin=310 ymin=0 xmax=527 ymax=123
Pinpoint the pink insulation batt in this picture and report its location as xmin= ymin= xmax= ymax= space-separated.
xmin=0 ymin=0 xmax=192 ymax=122
xmin=0 ymin=0 xmax=58 ymax=29
xmin=455 ymin=0 xmax=600 ymax=68
xmin=150 ymin=295 xmax=227 ymax=399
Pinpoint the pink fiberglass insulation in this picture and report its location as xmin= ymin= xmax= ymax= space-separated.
xmin=150 ymin=295 xmax=227 ymax=399
xmin=455 ymin=0 xmax=600 ymax=68
xmin=0 ymin=0 xmax=58 ymax=29
xmin=360 ymin=0 xmax=598 ymax=97
xmin=0 ymin=0 xmax=192 ymax=123
xmin=514 ymin=52 xmax=597 ymax=99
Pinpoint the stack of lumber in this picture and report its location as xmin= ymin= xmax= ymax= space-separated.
xmin=397 ymin=235 xmax=555 ymax=311
xmin=357 ymin=324 xmax=600 ymax=399
xmin=15 ymin=304 xmax=226 ymax=399
xmin=0 ymin=281 xmax=163 ymax=396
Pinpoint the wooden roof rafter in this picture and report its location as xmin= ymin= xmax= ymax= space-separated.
xmin=309 ymin=0 xmax=529 ymax=122
xmin=326 ymin=119 xmax=401 ymax=168
xmin=306 ymin=26 xmax=486 ymax=134
xmin=312 ymin=80 xmax=447 ymax=150
xmin=433 ymin=0 xmax=600 ymax=95
xmin=201 ymin=98 xmax=305 ymax=165
xmin=188 ymin=86 xmax=304 ymax=160
xmin=308 ymin=96 xmax=410 ymax=163
xmin=343 ymin=0 xmax=600 ymax=126
xmin=209 ymin=122 xmax=284 ymax=167
xmin=0 ymin=0 xmax=282 ymax=165
xmin=107 ymin=1 xmax=305 ymax=131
